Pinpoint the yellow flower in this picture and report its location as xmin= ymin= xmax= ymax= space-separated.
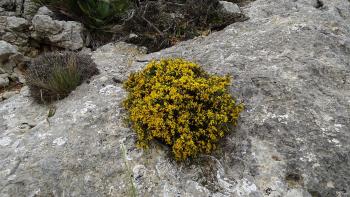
xmin=123 ymin=58 xmax=243 ymax=161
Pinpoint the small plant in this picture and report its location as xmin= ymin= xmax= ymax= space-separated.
xmin=123 ymin=58 xmax=243 ymax=161
xmin=32 ymin=0 xmax=132 ymax=30
xmin=120 ymin=143 xmax=137 ymax=197
xmin=26 ymin=52 xmax=99 ymax=103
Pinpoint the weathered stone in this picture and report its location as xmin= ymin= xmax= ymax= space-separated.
xmin=0 ymin=73 xmax=9 ymax=87
xmin=22 ymin=0 xmax=38 ymax=19
xmin=36 ymin=6 xmax=53 ymax=17
xmin=0 ymin=0 xmax=350 ymax=196
xmin=5 ymin=16 xmax=28 ymax=30
xmin=31 ymin=8 xmax=86 ymax=50
xmin=10 ymin=67 xmax=25 ymax=84
xmin=0 ymin=0 xmax=36 ymax=19
xmin=2 ymin=31 xmax=29 ymax=47
xmin=219 ymin=1 xmax=241 ymax=15
xmin=32 ymin=14 xmax=63 ymax=34
xmin=0 ymin=40 xmax=17 ymax=63
xmin=0 ymin=61 xmax=15 ymax=75
xmin=2 ymin=90 xmax=19 ymax=100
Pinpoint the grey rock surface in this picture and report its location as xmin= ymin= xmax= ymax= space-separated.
xmin=4 ymin=16 xmax=28 ymax=31
xmin=0 ymin=0 xmax=36 ymax=19
xmin=36 ymin=6 xmax=53 ymax=17
xmin=31 ymin=8 xmax=86 ymax=50
xmin=1 ymin=0 xmax=350 ymax=196
xmin=0 ymin=41 xmax=17 ymax=63
xmin=0 ymin=16 xmax=30 ymax=54
xmin=1 ymin=90 xmax=19 ymax=100
xmin=0 ymin=73 xmax=9 ymax=87
xmin=219 ymin=1 xmax=241 ymax=15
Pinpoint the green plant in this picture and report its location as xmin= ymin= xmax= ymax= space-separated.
xmin=32 ymin=0 xmax=132 ymax=30
xmin=123 ymin=58 xmax=244 ymax=161
xmin=26 ymin=52 xmax=99 ymax=103
xmin=120 ymin=143 xmax=137 ymax=197
xmin=78 ymin=0 xmax=130 ymax=29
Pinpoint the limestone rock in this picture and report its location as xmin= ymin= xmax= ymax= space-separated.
xmin=0 ymin=0 xmax=36 ymax=19
xmin=219 ymin=1 xmax=241 ymax=15
xmin=2 ymin=90 xmax=19 ymax=100
xmin=0 ymin=0 xmax=350 ymax=196
xmin=36 ymin=6 xmax=53 ymax=16
xmin=0 ymin=16 xmax=30 ymax=54
xmin=21 ymin=0 xmax=38 ymax=19
xmin=31 ymin=7 xmax=86 ymax=50
xmin=0 ymin=41 xmax=17 ymax=63
xmin=5 ymin=16 xmax=28 ymax=31
xmin=0 ymin=73 xmax=9 ymax=87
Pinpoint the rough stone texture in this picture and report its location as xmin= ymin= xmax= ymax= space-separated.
xmin=5 ymin=16 xmax=28 ymax=31
xmin=36 ymin=6 xmax=53 ymax=17
xmin=20 ymin=0 xmax=38 ymax=19
xmin=219 ymin=1 xmax=242 ymax=15
xmin=0 ymin=41 xmax=17 ymax=63
xmin=0 ymin=0 xmax=37 ymax=19
xmin=31 ymin=8 xmax=86 ymax=50
xmin=0 ymin=73 xmax=10 ymax=87
xmin=1 ymin=0 xmax=350 ymax=196
xmin=1 ymin=90 xmax=19 ymax=100
xmin=0 ymin=16 xmax=30 ymax=54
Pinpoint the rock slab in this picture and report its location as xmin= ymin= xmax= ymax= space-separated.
xmin=31 ymin=7 xmax=86 ymax=50
xmin=0 ymin=0 xmax=350 ymax=196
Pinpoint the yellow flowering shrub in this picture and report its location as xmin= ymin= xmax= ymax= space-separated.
xmin=123 ymin=58 xmax=243 ymax=160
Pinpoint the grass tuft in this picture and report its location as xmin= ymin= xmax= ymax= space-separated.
xmin=25 ymin=52 xmax=99 ymax=103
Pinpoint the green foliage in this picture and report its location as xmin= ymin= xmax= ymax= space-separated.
xmin=77 ymin=0 xmax=131 ymax=29
xmin=123 ymin=58 xmax=244 ymax=160
xmin=33 ymin=0 xmax=132 ymax=30
xmin=26 ymin=52 xmax=99 ymax=103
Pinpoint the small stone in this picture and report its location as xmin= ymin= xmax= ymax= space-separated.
xmin=0 ymin=61 xmax=15 ymax=75
xmin=9 ymin=72 xmax=18 ymax=81
xmin=99 ymin=76 xmax=109 ymax=83
xmin=31 ymin=10 xmax=85 ymax=50
xmin=6 ymin=16 xmax=28 ymax=30
xmin=0 ymin=41 xmax=18 ymax=63
xmin=36 ymin=6 xmax=54 ymax=16
xmin=20 ymin=85 xmax=29 ymax=96
xmin=129 ymin=33 xmax=138 ymax=39
xmin=12 ymin=67 xmax=25 ymax=83
xmin=9 ymin=53 xmax=29 ymax=67
xmin=18 ymin=75 xmax=25 ymax=83
xmin=219 ymin=1 xmax=241 ymax=15
xmin=2 ymin=90 xmax=18 ymax=99
xmin=0 ymin=74 xmax=9 ymax=87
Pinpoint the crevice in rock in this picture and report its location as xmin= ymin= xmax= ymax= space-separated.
xmin=1 ymin=0 xmax=17 ymax=12
xmin=285 ymin=172 xmax=304 ymax=187
xmin=315 ymin=0 xmax=324 ymax=9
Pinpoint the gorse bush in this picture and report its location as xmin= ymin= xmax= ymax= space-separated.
xmin=123 ymin=58 xmax=243 ymax=160
xmin=26 ymin=52 xmax=99 ymax=103
xmin=33 ymin=0 xmax=131 ymax=30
